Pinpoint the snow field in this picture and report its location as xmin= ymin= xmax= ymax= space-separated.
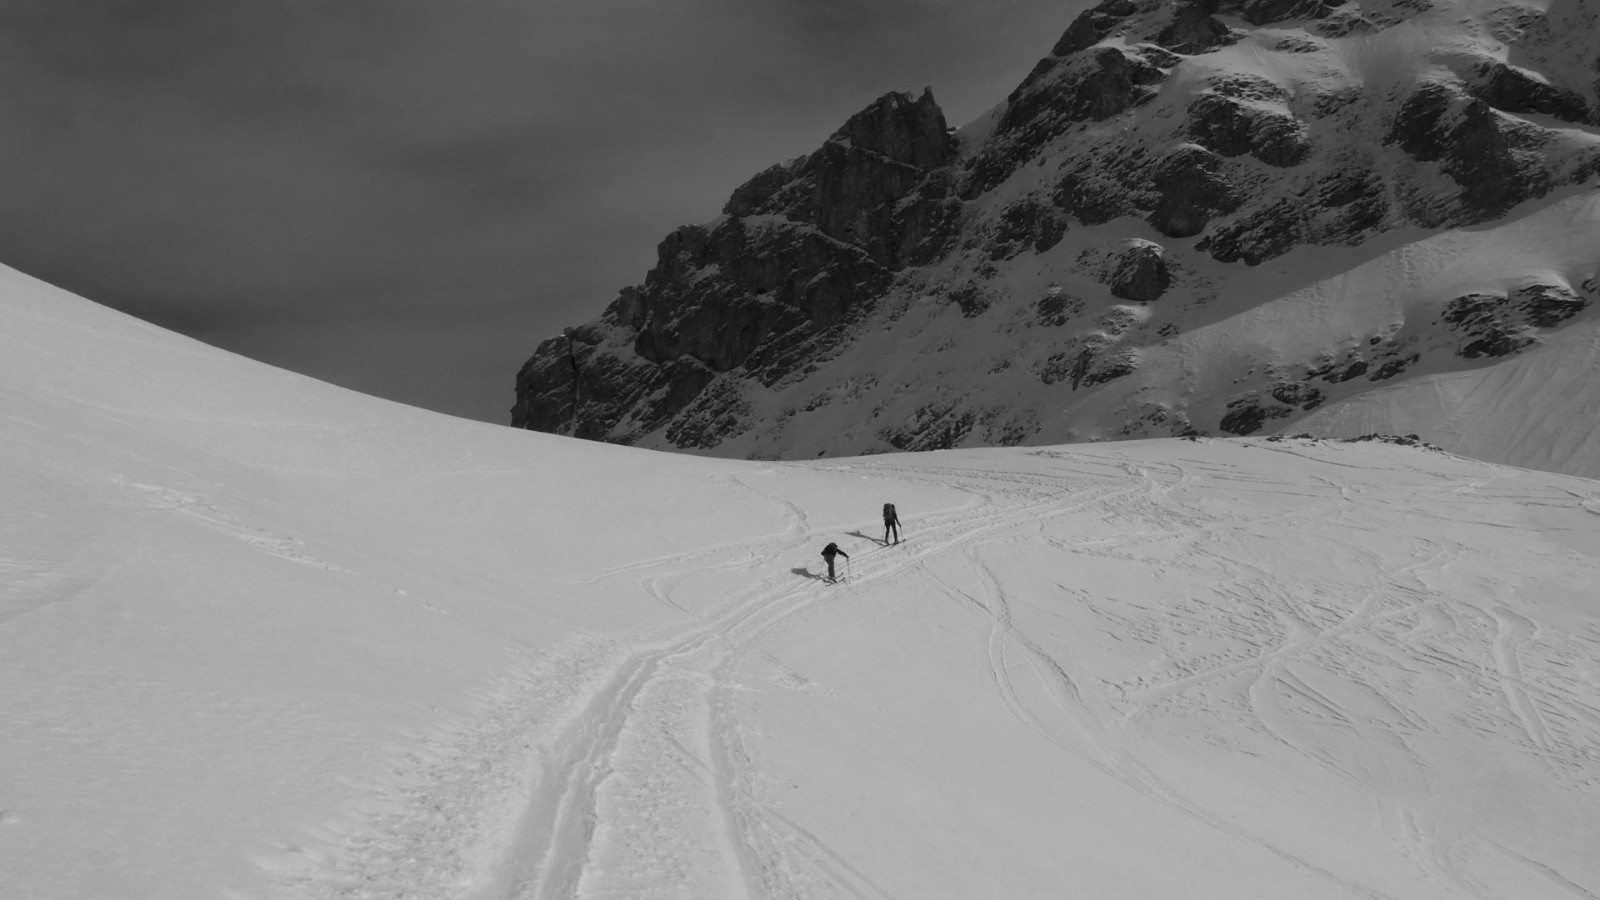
xmin=467 ymin=442 xmax=1600 ymax=899
xmin=4 ymin=266 xmax=1600 ymax=898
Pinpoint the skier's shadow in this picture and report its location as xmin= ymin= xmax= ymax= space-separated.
xmin=791 ymin=567 xmax=827 ymax=582
xmin=845 ymin=530 xmax=886 ymax=546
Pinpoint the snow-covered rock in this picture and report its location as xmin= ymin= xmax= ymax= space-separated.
xmin=512 ymin=0 xmax=1600 ymax=476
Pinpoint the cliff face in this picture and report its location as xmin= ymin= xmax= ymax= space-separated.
xmin=514 ymin=0 xmax=1600 ymax=458
xmin=511 ymin=89 xmax=957 ymax=445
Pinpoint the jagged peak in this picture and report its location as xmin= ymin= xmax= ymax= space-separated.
xmin=723 ymin=88 xmax=954 ymax=219
xmin=828 ymin=87 xmax=953 ymax=169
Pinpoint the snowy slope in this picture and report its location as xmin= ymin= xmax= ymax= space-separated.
xmin=6 ymin=269 xmax=1600 ymax=898
xmin=1157 ymin=186 xmax=1600 ymax=474
xmin=1288 ymin=192 xmax=1600 ymax=475
xmin=712 ymin=185 xmax=1600 ymax=474
xmin=1296 ymin=308 xmax=1600 ymax=475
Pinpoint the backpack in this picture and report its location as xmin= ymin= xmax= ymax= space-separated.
xmin=821 ymin=542 xmax=839 ymax=558
xmin=883 ymin=503 xmax=896 ymax=520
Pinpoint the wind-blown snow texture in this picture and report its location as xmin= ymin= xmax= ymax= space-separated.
xmin=7 ymin=267 xmax=1600 ymax=897
xmin=513 ymin=0 xmax=1600 ymax=479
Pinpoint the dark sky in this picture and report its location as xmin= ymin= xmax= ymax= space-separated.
xmin=0 ymin=0 xmax=1082 ymax=423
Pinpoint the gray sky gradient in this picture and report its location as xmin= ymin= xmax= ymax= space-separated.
xmin=0 ymin=0 xmax=1083 ymax=422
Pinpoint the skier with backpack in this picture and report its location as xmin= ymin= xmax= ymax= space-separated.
xmin=883 ymin=502 xmax=901 ymax=545
xmin=820 ymin=542 xmax=849 ymax=583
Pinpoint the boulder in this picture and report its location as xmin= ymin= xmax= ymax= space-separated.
xmin=1389 ymin=82 xmax=1550 ymax=222
xmin=1471 ymin=62 xmax=1591 ymax=124
xmin=989 ymin=197 xmax=1069 ymax=259
xmin=1156 ymin=0 xmax=1235 ymax=54
xmin=1108 ymin=240 xmax=1172 ymax=302
xmin=1148 ymin=144 xmax=1239 ymax=237
xmin=1187 ymin=94 xmax=1310 ymax=166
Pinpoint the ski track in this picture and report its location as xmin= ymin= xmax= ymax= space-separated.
xmin=282 ymin=447 xmax=1600 ymax=900
xmin=917 ymin=534 xmax=1400 ymax=900
xmin=434 ymin=457 xmax=1114 ymax=900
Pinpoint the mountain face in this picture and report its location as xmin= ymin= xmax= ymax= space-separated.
xmin=513 ymin=0 xmax=1600 ymax=462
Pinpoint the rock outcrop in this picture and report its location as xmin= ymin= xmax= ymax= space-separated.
xmin=513 ymin=0 xmax=1600 ymax=458
xmin=512 ymin=89 xmax=956 ymax=440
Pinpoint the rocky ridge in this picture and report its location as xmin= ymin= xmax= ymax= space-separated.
xmin=513 ymin=0 xmax=1600 ymax=459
